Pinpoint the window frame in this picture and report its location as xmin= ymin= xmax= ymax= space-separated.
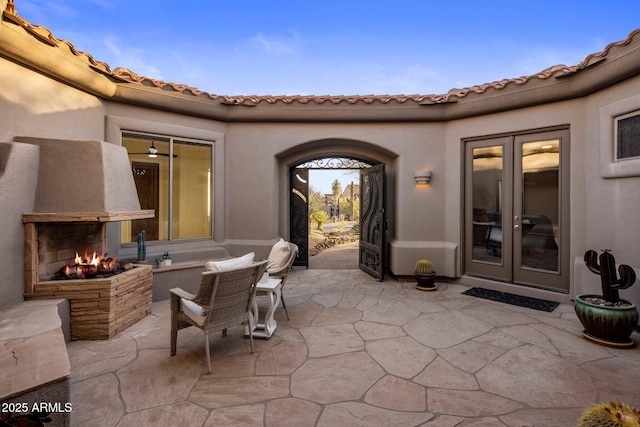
xmin=599 ymin=95 xmax=640 ymax=178
xmin=614 ymin=109 xmax=640 ymax=161
xmin=105 ymin=115 xmax=226 ymax=257
xmin=121 ymin=131 xmax=215 ymax=243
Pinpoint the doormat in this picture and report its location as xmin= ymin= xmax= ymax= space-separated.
xmin=462 ymin=287 xmax=559 ymax=312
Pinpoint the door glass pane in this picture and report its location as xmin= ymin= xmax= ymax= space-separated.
xmin=520 ymin=140 xmax=559 ymax=272
xmin=471 ymin=146 xmax=503 ymax=263
xmin=172 ymin=141 xmax=213 ymax=239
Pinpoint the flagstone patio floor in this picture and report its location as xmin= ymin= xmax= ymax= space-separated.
xmin=67 ymin=268 xmax=640 ymax=426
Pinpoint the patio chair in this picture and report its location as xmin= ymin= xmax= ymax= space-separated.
xmin=266 ymin=241 xmax=299 ymax=320
xmin=170 ymin=260 xmax=268 ymax=374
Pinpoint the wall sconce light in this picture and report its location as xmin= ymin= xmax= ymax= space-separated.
xmin=414 ymin=170 xmax=432 ymax=185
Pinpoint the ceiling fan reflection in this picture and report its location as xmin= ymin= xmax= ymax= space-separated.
xmin=129 ymin=141 xmax=177 ymax=158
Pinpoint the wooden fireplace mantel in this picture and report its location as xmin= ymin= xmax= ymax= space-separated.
xmin=22 ymin=209 xmax=155 ymax=223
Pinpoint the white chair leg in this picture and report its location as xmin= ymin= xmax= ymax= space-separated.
xmin=204 ymin=332 xmax=212 ymax=374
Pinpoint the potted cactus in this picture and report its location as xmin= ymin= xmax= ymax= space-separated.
xmin=415 ymin=259 xmax=437 ymax=291
xmin=578 ymin=401 xmax=640 ymax=426
xmin=163 ymin=251 xmax=173 ymax=266
xmin=575 ymin=249 xmax=638 ymax=348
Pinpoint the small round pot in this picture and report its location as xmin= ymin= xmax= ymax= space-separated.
xmin=574 ymin=294 xmax=638 ymax=348
xmin=415 ymin=272 xmax=437 ymax=291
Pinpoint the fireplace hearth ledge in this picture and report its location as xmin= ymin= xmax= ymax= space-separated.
xmin=25 ymin=265 xmax=153 ymax=340
xmin=0 ymin=299 xmax=71 ymax=426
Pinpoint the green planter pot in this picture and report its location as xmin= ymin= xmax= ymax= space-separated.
xmin=574 ymin=294 xmax=638 ymax=348
xmin=415 ymin=272 xmax=437 ymax=291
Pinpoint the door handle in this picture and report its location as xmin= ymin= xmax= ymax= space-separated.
xmin=514 ymin=224 xmax=520 ymax=230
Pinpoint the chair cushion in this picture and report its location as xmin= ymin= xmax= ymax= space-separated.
xmin=268 ymin=239 xmax=290 ymax=271
xmin=181 ymin=299 xmax=207 ymax=326
xmin=205 ymin=252 xmax=255 ymax=272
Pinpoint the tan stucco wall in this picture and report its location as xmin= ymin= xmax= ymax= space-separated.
xmin=0 ymin=60 xmax=106 ymax=306
xmin=224 ymin=121 xmax=459 ymax=275
xmin=575 ymin=75 xmax=640 ymax=306
xmin=0 ymin=142 xmax=38 ymax=305
xmin=0 ymin=58 xmax=105 ymax=142
xmin=2 ymin=53 xmax=640 ymax=309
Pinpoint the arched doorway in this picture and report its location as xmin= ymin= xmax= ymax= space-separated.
xmin=277 ymin=138 xmax=398 ymax=281
xmin=290 ymin=158 xmax=386 ymax=280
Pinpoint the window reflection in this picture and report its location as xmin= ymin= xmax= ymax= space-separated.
xmin=121 ymin=134 xmax=213 ymax=243
xmin=471 ymin=146 xmax=503 ymax=264
xmin=521 ymin=140 xmax=559 ymax=272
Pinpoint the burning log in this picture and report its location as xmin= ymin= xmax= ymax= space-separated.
xmin=58 ymin=251 xmax=125 ymax=279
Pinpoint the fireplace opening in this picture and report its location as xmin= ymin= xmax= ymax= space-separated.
xmin=23 ymin=220 xmax=154 ymax=340
xmin=57 ymin=250 xmax=124 ymax=280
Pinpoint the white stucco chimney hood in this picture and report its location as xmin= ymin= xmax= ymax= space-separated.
xmin=16 ymin=137 xmax=154 ymax=223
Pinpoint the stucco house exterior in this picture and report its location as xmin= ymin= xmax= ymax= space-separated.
xmin=1 ymin=0 xmax=639 ymax=316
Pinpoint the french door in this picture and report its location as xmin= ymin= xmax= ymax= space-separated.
xmin=464 ymin=128 xmax=569 ymax=292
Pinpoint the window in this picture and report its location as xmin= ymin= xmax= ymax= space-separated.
xmin=615 ymin=110 xmax=640 ymax=160
xmin=121 ymin=132 xmax=213 ymax=243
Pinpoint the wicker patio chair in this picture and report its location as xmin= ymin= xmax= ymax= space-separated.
xmin=266 ymin=242 xmax=298 ymax=320
xmin=170 ymin=260 xmax=268 ymax=374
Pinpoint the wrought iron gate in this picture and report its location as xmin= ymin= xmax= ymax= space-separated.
xmin=290 ymin=168 xmax=309 ymax=267
xmin=359 ymin=164 xmax=386 ymax=280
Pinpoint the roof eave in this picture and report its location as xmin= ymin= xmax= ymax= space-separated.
xmin=3 ymin=7 xmax=639 ymax=123
xmin=111 ymin=35 xmax=640 ymax=123
xmin=0 ymin=12 xmax=117 ymax=98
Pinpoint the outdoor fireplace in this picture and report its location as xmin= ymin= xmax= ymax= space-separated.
xmin=18 ymin=137 xmax=155 ymax=340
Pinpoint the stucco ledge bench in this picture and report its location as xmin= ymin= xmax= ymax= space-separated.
xmin=0 ymin=299 xmax=71 ymax=426
xmin=146 ymin=247 xmax=233 ymax=302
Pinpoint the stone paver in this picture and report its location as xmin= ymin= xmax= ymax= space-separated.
xmin=317 ymin=402 xmax=433 ymax=426
xmin=66 ymin=266 xmax=640 ymax=426
xmin=414 ymin=356 xmax=478 ymax=390
xmin=70 ymin=374 xmax=123 ymax=427
xmin=301 ymin=323 xmax=364 ymax=357
xmin=265 ymin=398 xmax=322 ymax=427
xmin=438 ymin=339 xmax=506 ymax=373
xmin=364 ymin=375 xmax=426 ymax=411
xmin=291 ymin=352 xmax=384 ymax=403
xmin=118 ymin=402 xmax=208 ymax=427
xmin=205 ymin=404 xmax=264 ymax=427
xmin=118 ymin=348 xmax=203 ymax=411
xmin=427 ymin=388 xmax=523 ymax=416
xmin=476 ymin=345 xmax=596 ymax=407
xmin=255 ymin=341 xmax=307 ymax=375
xmin=366 ymin=336 xmax=436 ymax=378
xmin=190 ymin=376 xmax=290 ymax=408
xmin=404 ymin=309 xmax=494 ymax=348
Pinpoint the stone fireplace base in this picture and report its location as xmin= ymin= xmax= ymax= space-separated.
xmin=25 ymin=265 xmax=153 ymax=340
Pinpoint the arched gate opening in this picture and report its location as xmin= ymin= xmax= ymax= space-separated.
xmin=290 ymin=158 xmax=386 ymax=281
xmin=277 ymin=138 xmax=398 ymax=281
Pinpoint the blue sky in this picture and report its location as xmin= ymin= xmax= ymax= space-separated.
xmin=14 ymin=0 xmax=640 ymax=193
xmin=15 ymin=0 xmax=640 ymax=97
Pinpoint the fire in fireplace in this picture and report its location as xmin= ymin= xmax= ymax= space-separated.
xmin=58 ymin=250 xmax=122 ymax=280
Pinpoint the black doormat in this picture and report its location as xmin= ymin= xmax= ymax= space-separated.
xmin=462 ymin=287 xmax=559 ymax=312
